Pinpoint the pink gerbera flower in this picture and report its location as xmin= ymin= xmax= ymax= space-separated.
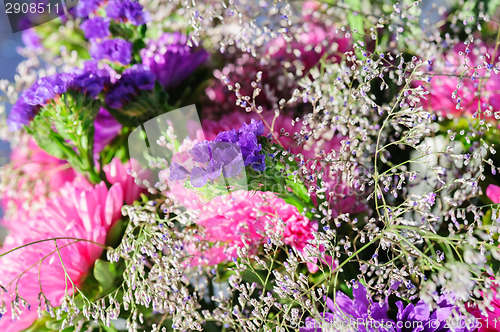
xmin=0 ymin=158 xmax=143 ymax=331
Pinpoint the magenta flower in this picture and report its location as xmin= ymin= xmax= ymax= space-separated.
xmin=180 ymin=190 xmax=317 ymax=266
xmin=420 ymin=43 xmax=500 ymax=119
xmin=486 ymin=184 xmax=500 ymax=204
xmin=467 ymin=284 xmax=500 ymax=332
xmin=93 ymin=107 xmax=122 ymax=154
xmin=0 ymin=158 xmax=143 ymax=331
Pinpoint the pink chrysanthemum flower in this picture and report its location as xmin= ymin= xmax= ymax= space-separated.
xmin=467 ymin=283 xmax=500 ymax=332
xmin=1 ymin=139 xmax=80 ymax=217
xmin=0 ymin=158 xmax=143 ymax=331
xmin=183 ymin=190 xmax=317 ymax=266
xmin=420 ymin=43 xmax=500 ymax=119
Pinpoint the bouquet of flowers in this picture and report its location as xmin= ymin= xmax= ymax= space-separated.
xmin=1 ymin=0 xmax=500 ymax=331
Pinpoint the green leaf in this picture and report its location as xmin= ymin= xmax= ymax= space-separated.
xmin=346 ymin=0 xmax=366 ymax=59
xmin=22 ymin=317 xmax=52 ymax=332
xmin=94 ymin=259 xmax=118 ymax=291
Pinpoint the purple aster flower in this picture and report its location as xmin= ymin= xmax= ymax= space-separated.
xmin=90 ymin=38 xmax=132 ymax=65
xmin=140 ymin=32 xmax=209 ymax=89
xmin=300 ymin=282 xmax=393 ymax=332
xmin=215 ymin=119 xmax=266 ymax=171
xmin=395 ymin=294 xmax=476 ymax=332
xmin=106 ymin=0 xmax=149 ymax=25
xmin=81 ymin=17 xmax=111 ymax=40
xmin=93 ymin=108 xmax=122 ymax=154
xmin=105 ymin=65 xmax=156 ymax=108
xmin=72 ymin=0 xmax=101 ymax=17
xmin=7 ymin=97 xmax=36 ymax=131
xmin=169 ymin=120 xmax=266 ymax=187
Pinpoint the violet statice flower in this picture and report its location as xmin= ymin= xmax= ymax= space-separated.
xmin=8 ymin=73 xmax=72 ymax=130
xmin=186 ymin=142 xmax=245 ymax=187
xmin=169 ymin=120 xmax=265 ymax=188
xmin=140 ymin=32 xmax=209 ymax=89
xmin=70 ymin=70 xmax=108 ymax=98
xmin=81 ymin=17 xmax=110 ymax=40
xmin=7 ymin=63 xmax=114 ymax=131
xmin=105 ymin=0 xmax=149 ymax=25
xmin=22 ymin=73 xmax=73 ymax=106
xmin=72 ymin=0 xmax=101 ymax=17
xmin=395 ymin=295 xmax=476 ymax=332
xmin=90 ymin=38 xmax=132 ymax=65
xmin=301 ymin=282 xmax=393 ymax=332
xmin=105 ymin=64 xmax=156 ymax=108
xmin=215 ymin=119 xmax=266 ymax=171
xmin=7 ymin=97 xmax=36 ymax=131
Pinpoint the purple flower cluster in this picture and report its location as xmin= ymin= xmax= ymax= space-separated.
xmin=169 ymin=120 xmax=266 ymax=188
xmin=7 ymin=62 xmax=113 ymax=131
xmin=105 ymin=65 xmax=156 ymax=108
xmin=90 ymin=38 xmax=132 ymax=65
xmin=301 ymin=282 xmax=392 ymax=332
xmin=395 ymin=295 xmax=475 ymax=332
xmin=73 ymin=0 xmax=148 ymax=26
xmin=214 ymin=119 xmax=266 ymax=171
xmin=106 ymin=0 xmax=149 ymax=26
xmin=81 ymin=17 xmax=111 ymax=40
xmin=301 ymin=283 xmax=475 ymax=332
xmin=140 ymin=32 xmax=209 ymax=89
xmin=72 ymin=0 xmax=101 ymax=18
xmin=175 ymin=141 xmax=246 ymax=187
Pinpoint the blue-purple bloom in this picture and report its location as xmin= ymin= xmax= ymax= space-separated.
xmin=90 ymin=38 xmax=132 ymax=65
xmin=140 ymin=32 xmax=209 ymax=89
xmin=81 ymin=17 xmax=111 ymax=40
xmin=7 ymin=62 xmax=114 ymax=131
xmin=215 ymin=119 xmax=266 ymax=171
xmin=395 ymin=295 xmax=476 ymax=332
xmin=105 ymin=0 xmax=149 ymax=26
xmin=169 ymin=120 xmax=265 ymax=188
xmin=7 ymin=97 xmax=36 ymax=131
xmin=105 ymin=64 xmax=156 ymax=108
xmin=300 ymin=282 xmax=392 ymax=332
xmin=72 ymin=0 xmax=101 ymax=17
xmin=22 ymin=73 xmax=73 ymax=106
